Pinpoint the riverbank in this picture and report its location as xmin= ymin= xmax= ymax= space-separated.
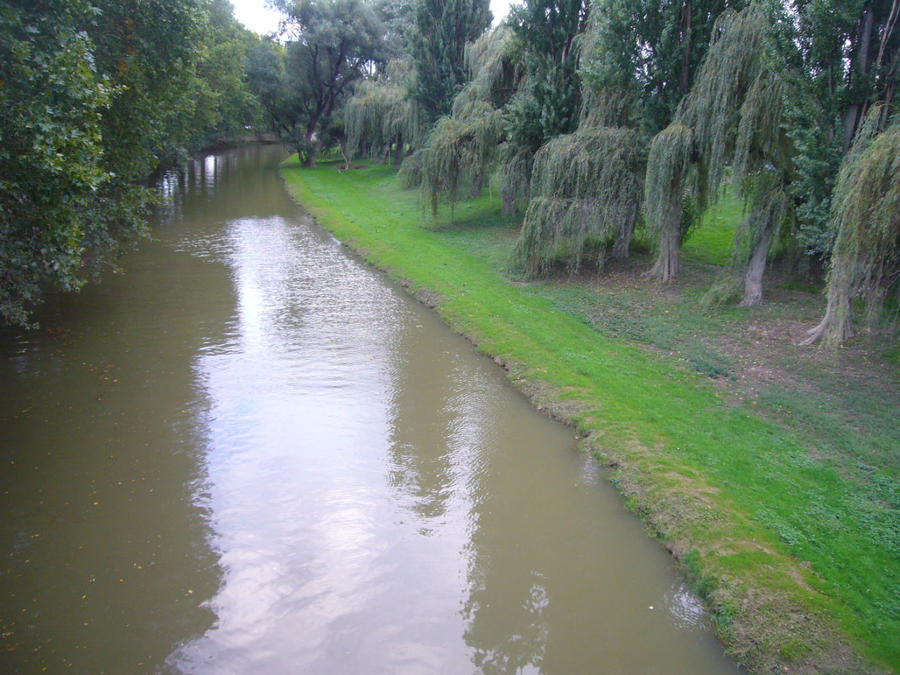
xmin=279 ymin=157 xmax=898 ymax=673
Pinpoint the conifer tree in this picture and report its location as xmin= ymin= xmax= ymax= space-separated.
xmin=408 ymin=0 xmax=492 ymax=123
xmin=580 ymin=0 xmax=744 ymax=136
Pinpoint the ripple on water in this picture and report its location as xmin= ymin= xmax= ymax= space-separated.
xmin=665 ymin=582 xmax=710 ymax=630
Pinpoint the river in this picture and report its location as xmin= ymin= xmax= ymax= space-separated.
xmin=0 ymin=145 xmax=737 ymax=673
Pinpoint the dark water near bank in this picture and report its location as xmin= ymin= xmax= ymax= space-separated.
xmin=1 ymin=145 xmax=737 ymax=673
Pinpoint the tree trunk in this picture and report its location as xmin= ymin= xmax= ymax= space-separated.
xmin=502 ymin=192 xmax=516 ymax=216
xmin=645 ymin=203 xmax=681 ymax=282
xmin=612 ymin=205 xmax=637 ymax=260
xmin=392 ymin=137 xmax=403 ymax=168
xmin=739 ymin=215 xmax=775 ymax=307
xmin=469 ymin=171 xmax=484 ymax=199
xmin=801 ymin=254 xmax=854 ymax=346
xmin=801 ymin=291 xmax=854 ymax=346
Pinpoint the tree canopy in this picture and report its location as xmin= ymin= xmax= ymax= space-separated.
xmin=257 ymin=0 xmax=387 ymax=165
xmin=0 ymin=0 xmax=264 ymax=326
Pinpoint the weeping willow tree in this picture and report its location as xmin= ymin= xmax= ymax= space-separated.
xmin=509 ymin=3 xmax=649 ymax=278
xmin=643 ymin=2 xmax=791 ymax=294
xmin=803 ymin=107 xmax=900 ymax=346
xmin=418 ymin=27 xmax=517 ymax=218
xmin=419 ymin=88 xmax=505 ymax=216
xmin=730 ymin=67 xmax=793 ymax=306
xmin=344 ymin=60 xmax=427 ymax=168
xmin=512 ymin=126 xmax=644 ymax=276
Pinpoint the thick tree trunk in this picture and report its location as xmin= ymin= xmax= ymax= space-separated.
xmin=739 ymin=215 xmax=775 ymax=307
xmin=801 ymin=254 xmax=854 ymax=346
xmin=801 ymin=291 xmax=854 ymax=346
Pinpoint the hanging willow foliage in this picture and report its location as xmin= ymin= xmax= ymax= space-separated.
xmin=418 ymin=28 xmax=518 ymax=218
xmin=464 ymin=26 xmax=521 ymax=108
xmin=420 ymin=99 xmax=505 ymax=216
xmin=642 ymin=2 xmax=793 ymax=293
xmin=512 ymin=126 xmax=644 ymax=277
xmin=344 ymin=79 xmax=404 ymax=158
xmin=344 ymin=60 xmax=427 ymax=165
xmin=499 ymin=146 xmax=533 ymax=215
xmin=803 ymin=108 xmax=900 ymax=346
xmin=677 ymin=4 xmax=767 ymax=199
xmin=398 ymin=148 xmax=425 ymax=188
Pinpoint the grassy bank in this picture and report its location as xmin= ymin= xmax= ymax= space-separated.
xmin=280 ymin=157 xmax=898 ymax=673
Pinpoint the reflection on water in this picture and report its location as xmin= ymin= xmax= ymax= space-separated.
xmin=1 ymin=145 xmax=737 ymax=673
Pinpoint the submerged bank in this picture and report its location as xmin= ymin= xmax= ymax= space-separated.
xmin=280 ymin=157 xmax=898 ymax=673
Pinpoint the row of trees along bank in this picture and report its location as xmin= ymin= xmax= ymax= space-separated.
xmin=316 ymin=0 xmax=896 ymax=348
xmin=3 ymin=0 xmax=898 ymax=346
xmin=0 ymin=0 xmax=264 ymax=327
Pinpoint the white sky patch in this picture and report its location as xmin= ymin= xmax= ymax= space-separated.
xmin=229 ymin=0 xmax=514 ymax=37
xmin=231 ymin=0 xmax=284 ymax=36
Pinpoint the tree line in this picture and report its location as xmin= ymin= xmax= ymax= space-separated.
xmin=331 ymin=0 xmax=898 ymax=347
xmin=2 ymin=0 xmax=898 ymax=346
xmin=0 ymin=0 xmax=262 ymax=326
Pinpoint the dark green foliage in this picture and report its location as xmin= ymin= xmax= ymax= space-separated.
xmin=497 ymin=0 xmax=590 ymax=221
xmin=0 ymin=0 xmax=108 ymax=325
xmin=192 ymin=0 xmax=264 ymax=147
xmin=766 ymin=0 xmax=900 ymax=258
xmin=408 ymin=0 xmax=492 ymax=123
xmin=579 ymin=0 xmax=745 ymax=135
xmin=0 ymin=0 xmax=223 ymax=327
xmin=505 ymin=0 xmax=590 ymax=151
xmin=804 ymin=107 xmax=900 ymax=345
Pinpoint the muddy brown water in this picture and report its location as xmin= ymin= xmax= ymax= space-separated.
xmin=0 ymin=145 xmax=739 ymax=673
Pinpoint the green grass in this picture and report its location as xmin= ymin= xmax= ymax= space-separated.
xmin=682 ymin=187 xmax=743 ymax=266
xmin=281 ymin=158 xmax=899 ymax=672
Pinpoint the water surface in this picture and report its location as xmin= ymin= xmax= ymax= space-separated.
xmin=0 ymin=146 xmax=737 ymax=673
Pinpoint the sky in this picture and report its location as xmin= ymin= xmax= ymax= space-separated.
xmin=230 ymin=0 xmax=514 ymax=36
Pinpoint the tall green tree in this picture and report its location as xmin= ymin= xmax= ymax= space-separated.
xmin=0 ymin=0 xmax=226 ymax=327
xmin=189 ymin=0 xmax=264 ymax=148
xmin=579 ymin=0 xmax=744 ymax=136
xmin=415 ymin=26 xmax=517 ymax=217
xmin=259 ymin=0 xmax=387 ymax=165
xmin=0 ymin=0 xmax=109 ymax=325
xmin=802 ymin=105 xmax=900 ymax=346
xmin=408 ymin=0 xmax=492 ymax=123
xmin=505 ymin=0 xmax=590 ymax=152
xmin=768 ymin=0 xmax=900 ymax=259
xmin=643 ymin=2 xmax=794 ymax=293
